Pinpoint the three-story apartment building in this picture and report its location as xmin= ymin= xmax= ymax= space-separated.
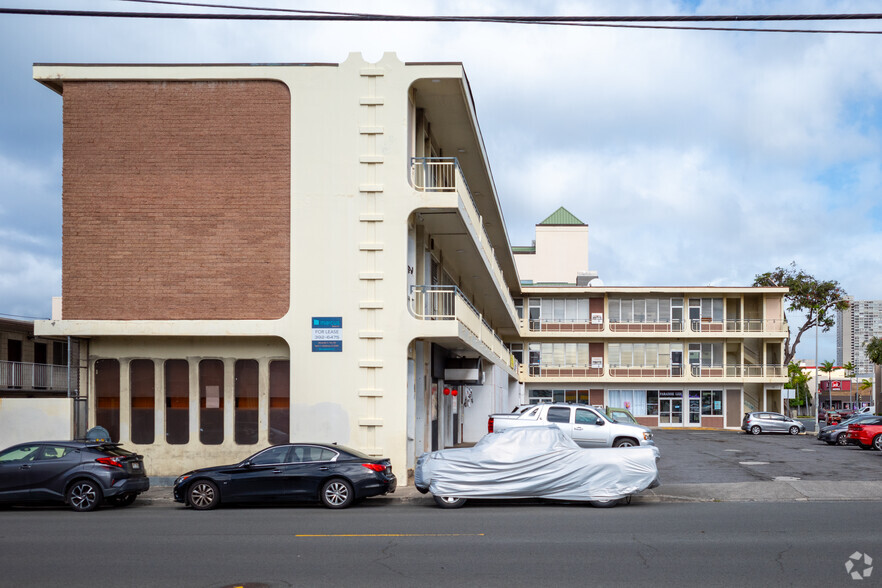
xmin=30 ymin=54 xmax=787 ymax=480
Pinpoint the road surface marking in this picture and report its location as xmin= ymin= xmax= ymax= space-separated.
xmin=295 ymin=533 xmax=485 ymax=538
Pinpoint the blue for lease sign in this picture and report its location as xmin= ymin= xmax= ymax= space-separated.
xmin=312 ymin=317 xmax=342 ymax=352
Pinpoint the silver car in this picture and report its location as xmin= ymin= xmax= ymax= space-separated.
xmin=741 ymin=412 xmax=805 ymax=435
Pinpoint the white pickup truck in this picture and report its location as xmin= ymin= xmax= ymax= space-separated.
xmin=488 ymin=403 xmax=655 ymax=448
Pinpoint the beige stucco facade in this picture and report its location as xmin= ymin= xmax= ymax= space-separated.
xmin=24 ymin=54 xmax=789 ymax=481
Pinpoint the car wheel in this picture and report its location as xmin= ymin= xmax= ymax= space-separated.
xmin=874 ymin=435 xmax=882 ymax=451
xmin=750 ymin=425 xmax=761 ymax=435
xmin=836 ymin=433 xmax=849 ymax=446
xmin=433 ymin=495 xmax=467 ymax=509
xmin=188 ymin=480 xmax=220 ymax=510
xmin=110 ymin=493 xmax=137 ymax=507
xmin=321 ymin=479 xmax=354 ymax=509
xmin=589 ymin=498 xmax=620 ymax=508
xmin=613 ymin=438 xmax=637 ymax=448
xmin=789 ymin=426 xmax=800 ymax=436
xmin=67 ymin=480 xmax=103 ymax=512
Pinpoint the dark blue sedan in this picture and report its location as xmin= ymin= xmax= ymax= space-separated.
xmin=173 ymin=443 xmax=396 ymax=510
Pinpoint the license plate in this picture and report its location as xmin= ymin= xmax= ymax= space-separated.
xmin=132 ymin=463 xmax=141 ymax=470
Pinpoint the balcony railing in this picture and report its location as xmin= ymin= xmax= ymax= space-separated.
xmin=529 ymin=319 xmax=602 ymax=333
xmin=0 ymin=360 xmax=69 ymax=392
xmin=410 ymin=285 xmax=516 ymax=371
xmin=411 ymin=157 xmax=512 ymax=312
xmin=725 ymin=319 xmax=788 ymax=333
xmin=522 ymin=363 xmax=786 ymax=379
xmin=608 ymin=321 xmax=684 ymax=333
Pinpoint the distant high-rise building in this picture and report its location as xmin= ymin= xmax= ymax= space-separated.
xmin=837 ymin=298 xmax=882 ymax=375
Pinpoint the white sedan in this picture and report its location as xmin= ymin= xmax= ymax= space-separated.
xmin=414 ymin=425 xmax=660 ymax=508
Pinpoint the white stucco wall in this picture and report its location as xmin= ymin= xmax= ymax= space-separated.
xmin=515 ymin=225 xmax=589 ymax=284
xmin=0 ymin=397 xmax=71 ymax=449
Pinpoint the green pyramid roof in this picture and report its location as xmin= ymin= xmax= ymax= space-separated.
xmin=538 ymin=207 xmax=585 ymax=226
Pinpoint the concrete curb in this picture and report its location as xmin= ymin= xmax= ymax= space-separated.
xmin=138 ymin=480 xmax=882 ymax=507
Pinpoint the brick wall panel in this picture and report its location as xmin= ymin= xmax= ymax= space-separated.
xmin=62 ymin=81 xmax=290 ymax=320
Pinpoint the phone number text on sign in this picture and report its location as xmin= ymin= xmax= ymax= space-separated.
xmin=312 ymin=317 xmax=342 ymax=352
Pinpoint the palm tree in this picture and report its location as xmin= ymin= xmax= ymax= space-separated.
xmin=860 ymin=379 xmax=873 ymax=410
xmin=819 ymin=360 xmax=836 ymax=412
xmin=865 ymin=337 xmax=882 ymax=414
xmin=843 ymin=362 xmax=856 ymax=409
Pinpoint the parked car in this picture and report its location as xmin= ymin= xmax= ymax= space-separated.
xmin=173 ymin=443 xmax=396 ymax=510
xmin=858 ymin=406 xmax=877 ymax=415
xmin=846 ymin=417 xmax=882 ymax=450
xmin=826 ymin=410 xmax=855 ymax=426
xmin=488 ymin=403 xmax=654 ymax=448
xmin=741 ymin=412 xmax=805 ymax=435
xmin=0 ymin=440 xmax=149 ymax=511
xmin=605 ymin=406 xmax=640 ymax=425
xmin=818 ymin=414 xmax=880 ymax=446
xmin=818 ymin=408 xmax=828 ymax=422
xmin=415 ymin=426 xmax=660 ymax=509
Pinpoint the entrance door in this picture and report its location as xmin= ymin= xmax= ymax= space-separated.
xmin=659 ymin=399 xmax=684 ymax=426
xmin=688 ymin=399 xmax=701 ymax=425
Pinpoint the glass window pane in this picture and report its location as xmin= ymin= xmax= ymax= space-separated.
xmin=713 ymin=298 xmax=723 ymax=322
xmin=165 ymin=360 xmax=189 ymax=445
xmin=130 ymin=359 xmax=154 ymax=445
xmin=235 ymin=360 xmax=259 ymax=445
xmin=577 ymin=299 xmax=590 ymax=320
xmin=565 ymin=299 xmax=577 ymax=320
xmin=541 ymin=299 xmax=553 ymax=319
xmin=95 ymin=359 xmax=120 ymax=443
xmin=634 ymin=299 xmax=645 ymax=322
xmin=199 ymin=359 xmax=224 ymax=445
xmin=565 ymin=343 xmax=578 ymax=366
xmin=646 ymin=299 xmax=658 ymax=323
xmin=633 ymin=344 xmax=645 ymax=366
xmin=702 ymin=298 xmax=712 ymax=318
xmin=577 ymin=344 xmax=591 ymax=366
xmin=552 ymin=343 xmax=566 ymax=366
xmin=609 ymin=299 xmax=620 ymax=323
xmin=659 ymin=299 xmax=670 ymax=322
xmin=553 ymin=299 xmax=565 ymax=320
xmin=608 ymin=344 xmax=620 ymax=366
xmin=269 ymin=360 xmax=290 ymax=445
xmin=622 ymin=344 xmax=633 ymax=366
xmin=622 ymin=300 xmax=633 ymax=322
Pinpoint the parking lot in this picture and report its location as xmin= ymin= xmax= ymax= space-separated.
xmin=654 ymin=428 xmax=882 ymax=484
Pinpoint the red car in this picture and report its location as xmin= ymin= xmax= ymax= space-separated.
xmin=846 ymin=417 xmax=882 ymax=450
xmin=827 ymin=410 xmax=855 ymax=426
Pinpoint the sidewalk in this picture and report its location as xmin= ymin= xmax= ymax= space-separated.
xmin=139 ymin=479 xmax=882 ymax=506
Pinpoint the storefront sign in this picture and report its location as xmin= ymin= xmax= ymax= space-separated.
xmin=659 ymin=391 xmax=682 ymax=398
xmin=312 ymin=316 xmax=342 ymax=352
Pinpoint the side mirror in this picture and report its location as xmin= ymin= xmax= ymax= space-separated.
xmin=595 ymin=419 xmax=605 ymax=426
xmin=241 ymin=460 xmax=253 ymax=468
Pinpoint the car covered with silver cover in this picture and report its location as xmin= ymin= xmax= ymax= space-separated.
xmin=414 ymin=425 xmax=660 ymax=508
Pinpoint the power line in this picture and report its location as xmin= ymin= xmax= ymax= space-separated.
xmin=2 ymin=7 xmax=882 ymax=35
xmin=0 ymin=312 xmax=49 ymax=321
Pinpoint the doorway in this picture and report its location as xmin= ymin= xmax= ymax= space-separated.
xmin=659 ymin=397 xmax=683 ymax=425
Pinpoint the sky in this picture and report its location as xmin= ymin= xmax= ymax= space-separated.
xmin=1 ymin=0 xmax=881 ymax=367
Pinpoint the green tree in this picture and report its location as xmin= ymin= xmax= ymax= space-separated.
xmin=859 ymin=378 xmax=873 ymax=408
xmin=785 ymin=362 xmax=812 ymax=413
xmin=843 ymin=362 xmax=856 ymax=409
xmin=753 ymin=263 xmax=849 ymax=366
xmin=819 ymin=360 xmax=836 ymax=410
xmin=865 ymin=336 xmax=882 ymax=413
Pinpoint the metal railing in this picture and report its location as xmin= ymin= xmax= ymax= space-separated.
xmin=528 ymin=364 xmax=603 ymax=377
xmin=0 ymin=360 xmax=69 ymax=392
xmin=411 ymin=157 xmax=515 ymax=315
xmin=519 ymin=362 xmax=787 ymax=379
xmin=529 ymin=319 xmax=603 ymax=333
xmin=725 ymin=319 xmax=788 ymax=333
xmin=409 ymin=285 xmax=516 ymax=372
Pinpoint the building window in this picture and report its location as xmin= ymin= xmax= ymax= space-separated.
xmin=52 ymin=341 xmax=68 ymax=366
xmin=95 ymin=359 xmax=120 ymax=442
xmin=130 ymin=359 xmax=155 ymax=444
xmin=269 ymin=360 xmax=290 ymax=445
xmin=234 ymin=360 xmax=259 ymax=445
xmin=700 ymin=390 xmax=723 ymax=415
xmin=608 ymin=389 xmax=648 ymax=415
xmin=609 ymin=297 xmax=672 ymax=323
xmin=165 ymin=360 xmax=189 ymax=445
xmin=199 ymin=359 xmax=224 ymax=445
xmin=509 ymin=343 xmax=523 ymax=365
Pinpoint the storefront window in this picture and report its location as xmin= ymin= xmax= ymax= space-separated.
xmin=199 ymin=359 xmax=224 ymax=445
xmin=165 ymin=360 xmax=189 ymax=445
xmin=269 ymin=360 xmax=290 ymax=445
xmin=646 ymin=391 xmax=659 ymax=416
xmin=95 ymin=359 xmax=120 ymax=442
xmin=234 ymin=360 xmax=259 ymax=445
xmin=130 ymin=359 xmax=154 ymax=444
xmin=701 ymin=390 xmax=723 ymax=415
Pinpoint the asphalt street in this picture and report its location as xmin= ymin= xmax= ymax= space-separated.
xmin=1 ymin=500 xmax=880 ymax=587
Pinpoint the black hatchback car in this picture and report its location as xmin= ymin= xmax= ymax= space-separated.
xmin=0 ymin=441 xmax=150 ymax=511
xmin=173 ymin=443 xmax=397 ymax=510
